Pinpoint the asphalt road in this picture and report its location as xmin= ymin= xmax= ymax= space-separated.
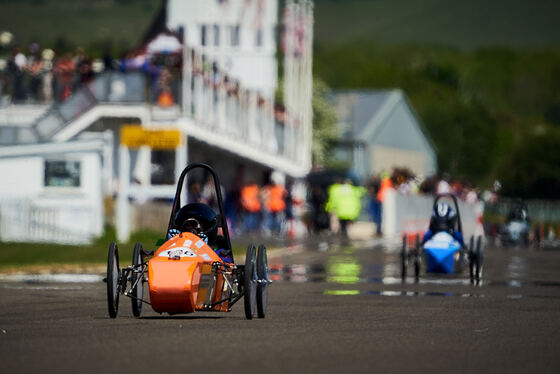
xmin=1 ymin=240 xmax=560 ymax=373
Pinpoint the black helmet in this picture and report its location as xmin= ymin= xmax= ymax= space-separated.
xmin=175 ymin=203 xmax=218 ymax=243
xmin=431 ymin=202 xmax=457 ymax=232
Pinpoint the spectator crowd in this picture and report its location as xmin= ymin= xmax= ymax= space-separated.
xmin=0 ymin=37 xmax=496 ymax=241
xmin=0 ymin=41 xmax=103 ymax=104
xmin=182 ymin=170 xmax=306 ymax=239
xmin=307 ymin=167 xmax=496 ymax=239
xmin=177 ymin=165 xmax=495 ymax=242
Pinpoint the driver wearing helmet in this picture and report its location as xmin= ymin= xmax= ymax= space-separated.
xmin=168 ymin=203 xmax=233 ymax=263
xmin=422 ymin=202 xmax=465 ymax=247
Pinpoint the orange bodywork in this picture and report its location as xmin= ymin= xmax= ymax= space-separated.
xmin=148 ymin=232 xmax=230 ymax=314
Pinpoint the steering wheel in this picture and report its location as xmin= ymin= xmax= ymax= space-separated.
xmin=181 ymin=218 xmax=201 ymax=234
xmin=180 ymin=215 xmax=218 ymax=238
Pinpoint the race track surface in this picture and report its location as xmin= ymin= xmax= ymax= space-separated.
xmin=1 ymin=240 xmax=560 ymax=373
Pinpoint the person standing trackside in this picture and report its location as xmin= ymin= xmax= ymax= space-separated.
xmin=241 ymin=180 xmax=261 ymax=234
xmin=262 ymin=172 xmax=287 ymax=236
xmin=375 ymin=171 xmax=394 ymax=236
xmin=326 ymin=179 xmax=366 ymax=238
xmin=367 ymin=175 xmax=383 ymax=237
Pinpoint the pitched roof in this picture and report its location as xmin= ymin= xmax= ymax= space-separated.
xmin=352 ymin=91 xmax=394 ymax=136
xmin=332 ymin=89 xmax=398 ymax=139
xmin=332 ymin=89 xmax=437 ymax=153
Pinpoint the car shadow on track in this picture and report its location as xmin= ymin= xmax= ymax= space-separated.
xmin=139 ymin=315 xmax=224 ymax=320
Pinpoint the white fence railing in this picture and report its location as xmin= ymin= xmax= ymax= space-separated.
xmin=181 ymin=49 xmax=308 ymax=167
xmin=0 ymin=199 xmax=101 ymax=245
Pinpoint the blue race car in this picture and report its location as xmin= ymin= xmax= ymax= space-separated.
xmin=401 ymin=193 xmax=483 ymax=283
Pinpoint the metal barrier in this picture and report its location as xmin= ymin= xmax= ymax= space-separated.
xmin=382 ymin=190 xmax=484 ymax=240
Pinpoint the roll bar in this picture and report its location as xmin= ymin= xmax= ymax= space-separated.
xmin=167 ymin=163 xmax=233 ymax=257
xmin=433 ymin=193 xmax=463 ymax=235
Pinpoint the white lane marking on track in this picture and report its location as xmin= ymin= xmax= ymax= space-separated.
xmin=0 ymin=274 xmax=103 ymax=283
xmin=1 ymin=285 xmax=85 ymax=290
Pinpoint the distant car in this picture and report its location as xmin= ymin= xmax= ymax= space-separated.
xmin=106 ymin=163 xmax=270 ymax=320
xmin=401 ymin=193 xmax=484 ymax=284
xmin=497 ymin=200 xmax=531 ymax=248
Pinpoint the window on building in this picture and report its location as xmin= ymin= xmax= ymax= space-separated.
xmin=44 ymin=160 xmax=81 ymax=187
xmin=255 ymin=28 xmax=263 ymax=47
xmin=150 ymin=150 xmax=175 ymax=185
xmin=230 ymin=25 xmax=240 ymax=47
xmin=214 ymin=24 xmax=220 ymax=46
xmin=201 ymin=25 xmax=207 ymax=46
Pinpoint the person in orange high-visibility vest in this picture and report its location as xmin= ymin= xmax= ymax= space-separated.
xmin=264 ymin=184 xmax=286 ymax=213
xmin=241 ymin=181 xmax=261 ymax=233
xmin=375 ymin=171 xmax=394 ymax=236
xmin=376 ymin=171 xmax=393 ymax=203
xmin=262 ymin=172 xmax=288 ymax=235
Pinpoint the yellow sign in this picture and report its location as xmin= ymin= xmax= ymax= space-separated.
xmin=120 ymin=125 xmax=182 ymax=149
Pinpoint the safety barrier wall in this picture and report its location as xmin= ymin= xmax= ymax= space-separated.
xmin=382 ymin=189 xmax=484 ymax=240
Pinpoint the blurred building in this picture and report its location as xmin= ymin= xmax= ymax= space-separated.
xmin=167 ymin=0 xmax=278 ymax=101
xmin=0 ymin=0 xmax=313 ymax=243
xmin=331 ymin=89 xmax=437 ymax=181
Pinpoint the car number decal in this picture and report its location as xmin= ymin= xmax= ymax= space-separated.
xmin=159 ymin=248 xmax=198 ymax=258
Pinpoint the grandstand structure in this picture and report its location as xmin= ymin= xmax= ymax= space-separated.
xmin=0 ymin=0 xmax=314 ymax=243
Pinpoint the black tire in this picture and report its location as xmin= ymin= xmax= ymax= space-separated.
xmin=469 ymin=236 xmax=475 ymax=282
xmin=107 ymin=242 xmax=120 ymax=318
xmin=534 ymin=228 xmax=541 ymax=249
xmin=401 ymin=234 xmax=407 ymax=280
xmin=243 ymin=244 xmax=257 ymax=320
xmin=475 ymin=236 xmax=483 ymax=281
xmin=256 ymin=244 xmax=269 ymax=318
xmin=414 ymin=234 xmax=421 ymax=279
xmin=523 ymin=233 xmax=530 ymax=248
xmin=131 ymin=243 xmax=144 ymax=317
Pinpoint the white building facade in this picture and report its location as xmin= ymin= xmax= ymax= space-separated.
xmin=0 ymin=0 xmax=313 ymax=243
xmin=168 ymin=0 xmax=278 ymax=100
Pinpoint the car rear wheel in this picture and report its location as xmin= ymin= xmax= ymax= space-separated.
xmin=107 ymin=242 xmax=120 ymax=318
xmin=401 ymin=234 xmax=407 ymax=280
xmin=474 ymin=236 xmax=483 ymax=282
xmin=256 ymin=244 xmax=269 ymax=319
xmin=243 ymin=244 xmax=257 ymax=320
xmin=414 ymin=234 xmax=421 ymax=280
xmin=469 ymin=236 xmax=475 ymax=282
xmin=131 ymin=243 xmax=144 ymax=317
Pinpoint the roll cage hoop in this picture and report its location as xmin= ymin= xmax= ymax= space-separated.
xmin=432 ymin=193 xmax=463 ymax=236
xmin=166 ymin=162 xmax=234 ymax=262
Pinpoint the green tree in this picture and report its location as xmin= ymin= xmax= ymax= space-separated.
xmin=275 ymin=77 xmax=339 ymax=167
xmin=311 ymin=78 xmax=339 ymax=166
xmin=497 ymin=127 xmax=560 ymax=199
xmin=314 ymin=40 xmax=560 ymax=192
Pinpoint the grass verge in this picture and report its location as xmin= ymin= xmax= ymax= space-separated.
xmin=0 ymin=227 xmax=248 ymax=273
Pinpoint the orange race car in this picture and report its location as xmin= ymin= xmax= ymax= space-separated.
xmin=106 ymin=163 xmax=269 ymax=320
